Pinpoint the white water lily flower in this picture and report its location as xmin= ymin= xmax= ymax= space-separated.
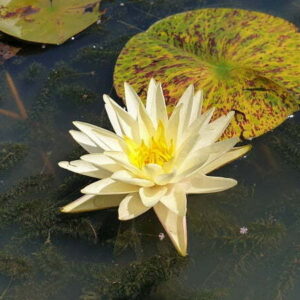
xmin=58 ymin=79 xmax=251 ymax=256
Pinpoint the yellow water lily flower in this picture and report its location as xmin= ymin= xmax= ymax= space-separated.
xmin=58 ymin=79 xmax=251 ymax=256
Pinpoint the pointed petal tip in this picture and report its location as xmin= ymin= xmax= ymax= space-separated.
xmin=118 ymin=214 xmax=132 ymax=221
xmin=149 ymin=77 xmax=157 ymax=85
xmin=60 ymin=206 xmax=69 ymax=213
xmin=58 ymin=161 xmax=67 ymax=168
xmin=177 ymin=248 xmax=188 ymax=257
xmin=103 ymin=94 xmax=111 ymax=104
xmin=72 ymin=121 xmax=86 ymax=130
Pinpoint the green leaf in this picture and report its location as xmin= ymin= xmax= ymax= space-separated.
xmin=114 ymin=8 xmax=300 ymax=139
xmin=0 ymin=0 xmax=101 ymax=45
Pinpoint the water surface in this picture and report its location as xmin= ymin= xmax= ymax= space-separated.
xmin=0 ymin=0 xmax=299 ymax=299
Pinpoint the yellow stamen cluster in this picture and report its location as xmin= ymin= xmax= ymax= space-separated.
xmin=125 ymin=121 xmax=174 ymax=169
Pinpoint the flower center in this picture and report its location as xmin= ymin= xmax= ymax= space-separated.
xmin=124 ymin=121 xmax=174 ymax=169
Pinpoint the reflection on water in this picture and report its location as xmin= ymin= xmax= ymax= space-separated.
xmin=0 ymin=0 xmax=299 ymax=299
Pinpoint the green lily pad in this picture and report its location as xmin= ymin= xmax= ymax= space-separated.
xmin=114 ymin=8 xmax=300 ymax=139
xmin=0 ymin=0 xmax=101 ymax=45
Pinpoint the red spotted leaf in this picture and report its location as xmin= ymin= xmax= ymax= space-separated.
xmin=114 ymin=8 xmax=300 ymax=139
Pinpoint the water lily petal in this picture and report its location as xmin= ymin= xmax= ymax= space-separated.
xmin=104 ymin=151 xmax=143 ymax=176
xmin=175 ymin=108 xmax=217 ymax=160
xmin=111 ymin=170 xmax=154 ymax=187
xmin=58 ymin=160 xmax=110 ymax=178
xmin=124 ymin=82 xmax=141 ymax=119
xmin=137 ymin=101 xmax=155 ymax=142
xmin=103 ymin=94 xmax=139 ymax=140
xmin=146 ymin=78 xmax=157 ymax=122
xmin=167 ymin=103 xmax=183 ymax=145
xmin=196 ymin=111 xmax=235 ymax=148
xmin=160 ymin=185 xmax=187 ymax=216
xmin=69 ymin=130 xmax=102 ymax=153
xmin=142 ymin=164 xmax=163 ymax=181
xmin=81 ymin=178 xmax=139 ymax=195
xmin=176 ymin=84 xmax=194 ymax=137
xmin=139 ymin=185 xmax=168 ymax=207
xmin=186 ymin=174 xmax=237 ymax=194
xmin=92 ymin=127 xmax=125 ymax=151
xmin=61 ymin=194 xmax=123 ymax=213
xmin=198 ymin=137 xmax=240 ymax=169
xmin=73 ymin=121 xmax=123 ymax=151
xmin=156 ymin=171 xmax=177 ymax=185
xmin=154 ymin=202 xmax=187 ymax=256
xmin=118 ymin=193 xmax=150 ymax=220
xmin=189 ymin=89 xmax=203 ymax=126
xmin=179 ymin=137 xmax=239 ymax=173
xmin=104 ymin=101 xmax=122 ymax=136
xmin=175 ymin=107 xmax=215 ymax=151
xmin=80 ymin=153 xmax=123 ymax=173
xmin=146 ymin=81 xmax=167 ymax=127
xmin=201 ymin=145 xmax=252 ymax=174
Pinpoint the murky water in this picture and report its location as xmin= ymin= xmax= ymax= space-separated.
xmin=0 ymin=0 xmax=299 ymax=299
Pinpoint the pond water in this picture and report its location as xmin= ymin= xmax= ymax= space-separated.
xmin=0 ymin=0 xmax=299 ymax=299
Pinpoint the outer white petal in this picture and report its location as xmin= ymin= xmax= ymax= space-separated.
xmin=146 ymin=80 xmax=167 ymax=127
xmin=58 ymin=160 xmax=110 ymax=178
xmin=124 ymin=82 xmax=140 ymax=119
xmin=200 ymin=145 xmax=252 ymax=175
xmin=175 ymin=108 xmax=218 ymax=162
xmin=137 ymin=103 xmax=155 ymax=142
xmin=139 ymin=186 xmax=167 ymax=207
xmin=118 ymin=193 xmax=150 ymax=220
xmin=92 ymin=127 xmax=125 ymax=151
xmin=199 ymin=137 xmax=240 ymax=168
xmin=69 ymin=130 xmax=102 ymax=153
xmin=81 ymin=178 xmax=139 ymax=195
xmin=178 ymin=137 xmax=239 ymax=173
xmin=73 ymin=121 xmax=123 ymax=151
xmin=196 ymin=111 xmax=235 ymax=148
xmin=103 ymin=95 xmax=139 ymax=140
xmin=160 ymin=185 xmax=187 ymax=216
xmin=176 ymin=84 xmax=194 ymax=138
xmin=174 ymin=132 xmax=202 ymax=165
xmin=104 ymin=102 xmax=122 ymax=136
xmin=61 ymin=194 xmax=123 ymax=213
xmin=189 ymin=89 xmax=203 ymax=125
xmin=146 ymin=78 xmax=157 ymax=117
xmin=80 ymin=153 xmax=123 ymax=173
xmin=167 ymin=103 xmax=183 ymax=145
xmin=111 ymin=170 xmax=154 ymax=187
xmin=186 ymin=174 xmax=237 ymax=194
xmin=154 ymin=202 xmax=187 ymax=256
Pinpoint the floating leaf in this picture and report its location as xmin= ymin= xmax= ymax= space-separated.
xmin=114 ymin=8 xmax=300 ymax=138
xmin=0 ymin=0 xmax=101 ymax=45
xmin=0 ymin=41 xmax=20 ymax=63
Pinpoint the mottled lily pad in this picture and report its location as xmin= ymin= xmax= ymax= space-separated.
xmin=0 ymin=0 xmax=101 ymax=45
xmin=114 ymin=8 xmax=300 ymax=139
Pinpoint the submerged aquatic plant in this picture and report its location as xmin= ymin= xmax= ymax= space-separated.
xmin=59 ymin=79 xmax=251 ymax=256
